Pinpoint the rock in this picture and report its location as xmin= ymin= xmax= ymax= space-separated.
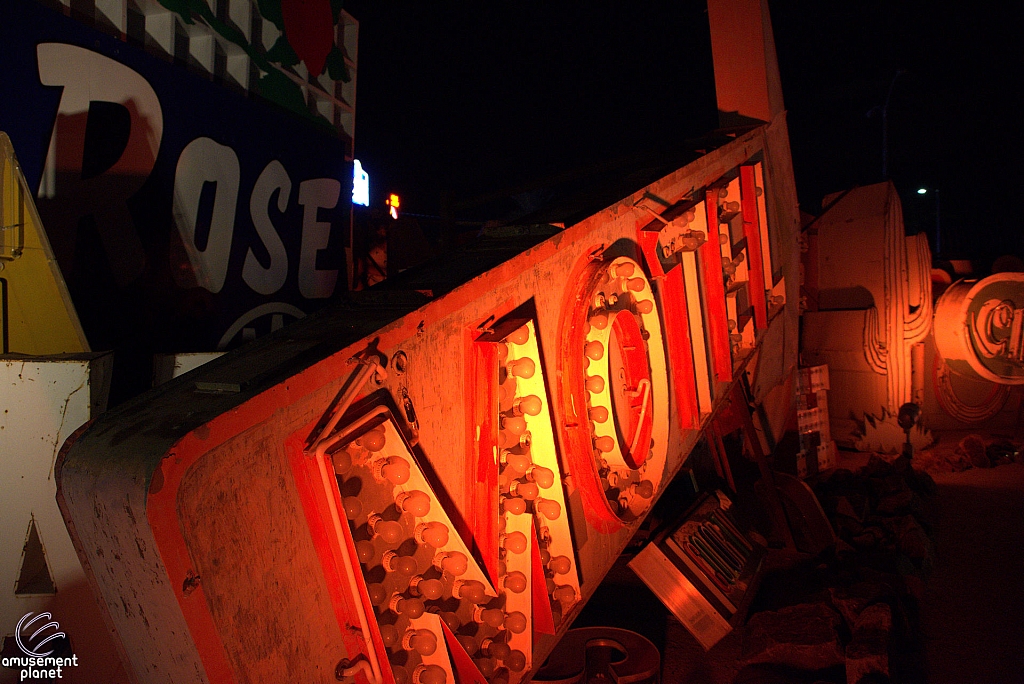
xmin=835 ymin=495 xmax=863 ymax=521
xmin=834 ymin=538 xmax=857 ymax=559
xmin=958 ymin=434 xmax=989 ymax=468
xmin=845 ymin=604 xmax=891 ymax=684
xmin=838 ymin=518 xmax=865 ymax=538
xmin=882 ymin=515 xmax=932 ymax=567
xmin=855 ymin=602 xmax=892 ymax=632
xmin=863 ymin=455 xmax=895 ymax=478
xmin=828 ymin=582 xmax=894 ymax=629
xmin=850 ymin=532 xmax=876 ymax=549
xmin=742 ymin=603 xmax=845 ymax=671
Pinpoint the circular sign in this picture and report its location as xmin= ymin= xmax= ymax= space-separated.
xmin=558 ymin=254 xmax=668 ymax=530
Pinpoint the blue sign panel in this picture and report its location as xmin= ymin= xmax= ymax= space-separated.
xmin=0 ymin=0 xmax=352 ymax=360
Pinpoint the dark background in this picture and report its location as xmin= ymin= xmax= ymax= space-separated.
xmin=344 ymin=0 xmax=1024 ymax=267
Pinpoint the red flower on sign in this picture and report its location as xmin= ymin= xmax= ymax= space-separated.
xmin=281 ymin=0 xmax=333 ymax=77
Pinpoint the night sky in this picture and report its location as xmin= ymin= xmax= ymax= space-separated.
xmin=344 ymin=0 xmax=1023 ymax=266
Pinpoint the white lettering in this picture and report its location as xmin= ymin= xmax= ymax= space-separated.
xmin=298 ymin=178 xmax=340 ymax=299
xmin=171 ymin=137 xmax=240 ymax=293
xmin=243 ymin=161 xmax=291 ymax=295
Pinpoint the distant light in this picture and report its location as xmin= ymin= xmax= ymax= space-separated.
xmin=386 ymin=193 xmax=400 ymax=219
xmin=352 ymin=160 xmax=369 ymax=206
xmin=917 ymin=188 xmax=928 ymax=195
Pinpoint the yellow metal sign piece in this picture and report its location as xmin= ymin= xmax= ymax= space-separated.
xmin=1 ymin=132 xmax=88 ymax=354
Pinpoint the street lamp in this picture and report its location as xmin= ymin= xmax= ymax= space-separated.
xmin=916 ymin=187 xmax=941 ymax=256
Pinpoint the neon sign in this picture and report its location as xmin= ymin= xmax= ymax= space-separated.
xmin=353 ymin=160 xmax=370 ymax=207
xmin=58 ymin=149 xmax=790 ymax=684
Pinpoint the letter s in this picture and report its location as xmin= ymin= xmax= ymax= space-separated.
xmin=243 ymin=161 xmax=291 ymax=295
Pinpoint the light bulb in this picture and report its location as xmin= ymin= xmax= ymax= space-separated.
xmin=404 ymin=629 xmax=438 ymax=656
xmin=456 ymin=635 xmax=478 ymax=655
xmin=634 ymin=480 xmax=655 ymax=498
xmin=506 ymin=650 xmax=527 ymax=672
xmin=434 ymin=551 xmax=468 ymax=576
xmin=440 ymin=611 xmax=461 ymax=632
xmin=627 ymin=277 xmax=646 ymax=292
xmin=534 ymin=497 xmax=561 ymax=520
xmin=507 ymin=326 xmax=530 ymax=345
xmin=396 ymin=490 xmax=431 ymax=517
xmin=475 ymin=658 xmax=496 ymax=678
xmin=355 ymin=540 xmax=375 ymax=565
xmin=594 ymin=435 xmax=615 ymax=453
xmin=375 ymin=456 xmax=411 ymax=485
xmin=475 ymin=607 xmax=505 ymax=629
xmin=342 ymin=496 xmax=362 ymax=520
xmin=362 ymin=428 xmax=387 ymax=452
xmin=505 ymin=611 xmax=527 ymax=634
xmin=379 ymin=623 xmax=400 ymax=648
xmin=507 ymin=358 xmax=535 ymax=379
xmin=372 ymin=518 xmax=405 ymax=545
xmin=383 ymin=551 xmax=418 ymax=575
xmin=497 ymin=342 xmax=509 ymax=363
xmin=453 ymin=579 xmax=486 ymax=604
xmin=501 ymin=415 xmax=527 ymax=436
xmin=367 ymin=583 xmax=388 ymax=606
xmin=590 ymin=312 xmax=608 ymax=330
xmin=501 ymin=450 xmax=532 ymax=476
xmin=391 ymin=664 xmax=410 ymax=684
xmin=636 ymin=299 xmax=654 ymax=314
xmin=502 ymin=496 xmax=527 ymax=515
xmin=411 ymin=577 xmax=444 ymax=600
xmin=549 ymin=555 xmax=572 ymax=576
xmin=332 ymin=449 xmax=353 ymax=474
xmin=502 ymin=571 xmax=527 ymax=594
xmin=415 ymin=521 xmax=449 ymax=548
xmin=614 ymin=262 xmax=635 ymax=278
xmin=585 ymin=340 xmax=604 ymax=360
xmin=390 ymin=596 xmax=425 ymax=619
xmin=540 ymin=548 xmax=551 ymax=565
xmin=585 ymin=375 xmax=605 ymax=393
xmin=589 ymin=406 xmax=609 ymax=423
xmin=497 ymin=429 xmax=517 ymax=449
xmin=514 ymin=395 xmax=542 ymax=416
xmin=552 ymin=585 xmax=576 ymax=605
xmin=511 ymin=481 xmax=539 ymax=501
xmin=528 ymin=466 xmax=555 ymax=489
xmin=413 ymin=664 xmax=447 ymax=684
xmin=501 ymin=531 xmax=528 ymax=555
xmin=483 ymin=638 xmax=510 ymax=661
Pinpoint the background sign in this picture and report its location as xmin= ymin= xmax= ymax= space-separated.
xmin=0 ymin=1 xmax=352 ymax=371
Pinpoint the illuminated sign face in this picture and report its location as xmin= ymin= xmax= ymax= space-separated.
xmin=387 ymin=194 xmax=401 ymax=220
xmin=353 ymin=160 xmax=371 ymax=207
xmin=63 ymin=145 xmax=789 ymax=684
